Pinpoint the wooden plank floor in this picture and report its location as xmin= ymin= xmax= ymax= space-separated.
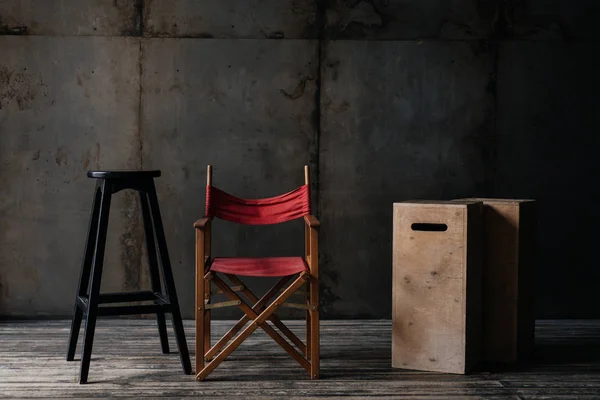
xmin=0 ymin=320 xmax=599 ymax=399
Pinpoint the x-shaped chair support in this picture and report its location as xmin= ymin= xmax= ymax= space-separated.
xmin=196 ymin=270 xmax=310 ymax=381
xmin=225 ymin=274 xmax=308 ymax=355
xmin=204 ymin=274 xmax=299 ymax=360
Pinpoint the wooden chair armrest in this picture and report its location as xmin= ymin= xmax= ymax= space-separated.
xmin=304 ymin=215 xmax=320 ymax=229
xmin=194 ymin=217 xmax=212 ymax=229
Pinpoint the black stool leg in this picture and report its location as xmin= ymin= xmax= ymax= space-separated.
xmin=139 ymin=191 xmax=170 ymax=354
xmin=147 ymin=182 xmax=192 ymax=375
xmin=80 ymin=181 xmax=113 ymax=384
xmin=67 ymin=182 xmax=102 ymax=361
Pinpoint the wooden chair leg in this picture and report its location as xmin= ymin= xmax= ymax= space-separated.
xmin=304 ymin=286 xmax=312 ymax=361
xmin=195 ymin=231 xmax=206 ymax=374
xmin=203 ymin=221 xmax=212 ymax=360
xmin=309 ymin=276 xmax=319 ymax=380
xmin=307 ymin=217 xmax=319 ymax=380
xmin=196 ymin=278 xmax=205 ymax=374
xmin=204 ymin=278 xmax=211 ymax=360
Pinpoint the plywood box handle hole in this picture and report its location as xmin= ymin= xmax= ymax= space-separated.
xmin=411 ymin=223 xmax=448 ymax=232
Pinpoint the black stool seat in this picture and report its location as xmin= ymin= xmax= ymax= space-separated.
xmin=67 ymin=169 xmax=191 ymax=383
xmin=87 ymin=170 xmax=161 ymax=179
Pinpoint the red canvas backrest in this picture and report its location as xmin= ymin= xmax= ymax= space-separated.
xmin=204 ymin=165 xmax=311 ymax=225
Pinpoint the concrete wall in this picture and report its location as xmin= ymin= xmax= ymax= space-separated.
xmin=1 ymin=1 xmax=598 ymax=319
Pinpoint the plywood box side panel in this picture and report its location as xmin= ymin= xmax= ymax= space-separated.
xmin=483 ymin=203 xmax=520 ymax=362
xmin=465 ymin=202 xmax=483 ymax=372
xmin=454 ymin=198 xmax=537 ymax=364
xmin=516 ymin=201 xmax=537 ymax=360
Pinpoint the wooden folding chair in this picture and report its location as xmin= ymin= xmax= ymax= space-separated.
xmin=194 ymin=165 xmax=320 ymax=381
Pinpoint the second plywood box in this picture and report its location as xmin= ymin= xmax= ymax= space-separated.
xmin=457 ymin=198 xmax=536 ymax=364
xmin=392 ymin=201 xmax=483 ymax=374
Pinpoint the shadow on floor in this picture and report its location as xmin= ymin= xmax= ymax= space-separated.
xmin=534 ymin=339 xmax=600 ymax=364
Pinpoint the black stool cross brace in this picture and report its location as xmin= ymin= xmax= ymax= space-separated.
xmin=66 ymin=170 xmax=191 ymax=383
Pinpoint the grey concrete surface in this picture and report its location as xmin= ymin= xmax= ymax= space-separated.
xmin=0 ymin=0 xmax=141 ymax=36
xmin=143 ymin=0 xmax=318 ymax=39
xmin=320 ymin=40 xmax=494 ymax=317
xmin=1 ymin=0 xmax=599 ymax=318
xmin=325 ymin=0 xmax=497 ymax=40
xmin=495 ymin=41 xmax=600 ymax=318
xmin=504 ymin=0 xmax=600 ymax=40
xmin=141 ymin=39 xmax=318 ymax=317
xmin=0 ymin=36 xmax=142 ymax=316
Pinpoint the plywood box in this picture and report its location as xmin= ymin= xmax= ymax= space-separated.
xmin=392 ymin=201 xmax=483 ymax=374
xmin=457 ymin=198 xmax=536 ymax=364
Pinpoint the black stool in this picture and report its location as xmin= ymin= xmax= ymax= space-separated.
xmin=66 ymin=170 xmax=191 ymax=384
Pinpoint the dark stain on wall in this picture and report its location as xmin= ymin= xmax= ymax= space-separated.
xmin=54 ymin=147 xmax=68 ymax=167
xmin=264 ymin=31 xmax=285 ymax=39
xmin=503 ymin=0 xmax=571 ymax=40
xmin=280 ymin=75 xmax=316 ymax=100
xmin=141 ymin=4 xmax=215 ymax=39
xmin=324 ymin=0 xmax=502 ymax=40
xmin=324 ymin=0 xmax=389 ymax=39
xmin=0 ymin=25 xmax=28 ymax=35
xmin=0 ymin=65 xmax=48 ymax=111
xmin=142 ymin=22 xmax=216 ymax=39
xmin=115 ymin=0 xmax=144 ymax=36
xmin=0 ymin=11 xmax=26 ymax=35
xmin=141 ymin=0 xmax=318 ymax=39
xmin=289 ymin=0 xmax=320 ymax=38
xmin=187 ymin=33 xmax=215 ymax=39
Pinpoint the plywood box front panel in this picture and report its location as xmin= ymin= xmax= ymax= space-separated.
xmin=392 ymin=201 xmax=483 ymax=374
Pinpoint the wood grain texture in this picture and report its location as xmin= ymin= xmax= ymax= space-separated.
xmin=458 ymin=198 xmax=536 ymax=364
xmin=0 ymin=320 xmax=599 ymax=398
xmin=392 ymin=201 xmax=483 ymax=374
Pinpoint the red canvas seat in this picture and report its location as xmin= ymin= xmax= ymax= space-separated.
xmin=210 ymin=257 xmax=308 ymax=277
xmin=194 ymin=165 xmax=320 ymax=381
